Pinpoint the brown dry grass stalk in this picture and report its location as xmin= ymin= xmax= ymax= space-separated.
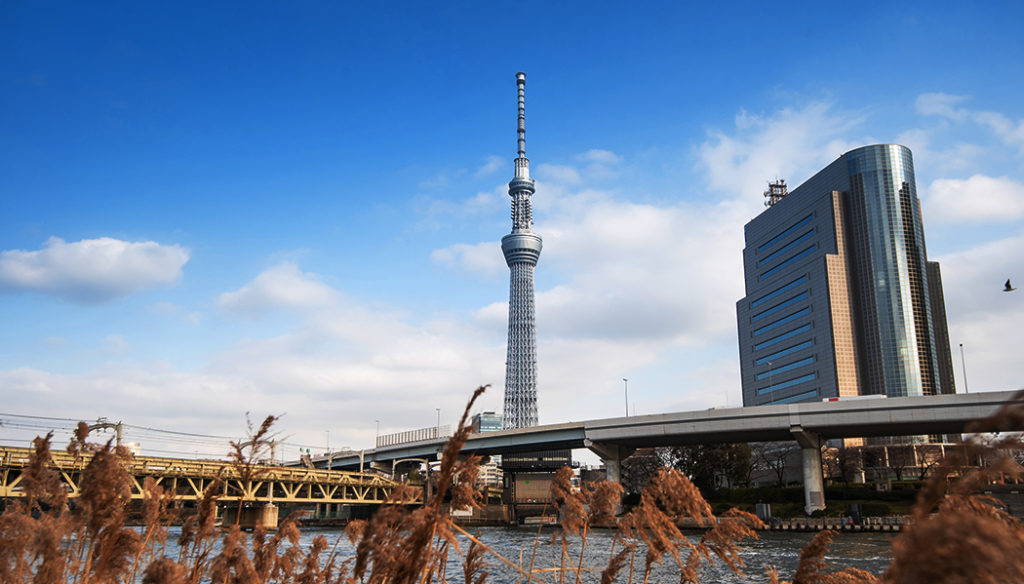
xmin=5 ymin=387 xmax=1024 ymax=583
xmin=606 ymin=467 xmax=765 ymax=583
xmin=227 ymin=414 xmax=279 ymax=526
xmin=350 ymin=385 xmax=492 ymax=584
xmin=776 ymin=390 xmax=1024 ymax=584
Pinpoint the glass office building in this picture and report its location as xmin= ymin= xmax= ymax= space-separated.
xmin=736 ymin=145 xmax=956 ymax=407
xmin=471 ymin=411 xmax=503 ymax=434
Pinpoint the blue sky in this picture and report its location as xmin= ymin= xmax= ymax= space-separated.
xmin=2 ymin=2 xmax=1023 ymax=458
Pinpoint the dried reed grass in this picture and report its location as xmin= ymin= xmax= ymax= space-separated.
xmin=774 ymin=390 xmax=1024 ymax=584
xmin=4 ymin=387 xmax=1024 ymax=583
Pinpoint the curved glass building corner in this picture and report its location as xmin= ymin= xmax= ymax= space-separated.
xmin=845 ymin=145 xmax=941 ymax=397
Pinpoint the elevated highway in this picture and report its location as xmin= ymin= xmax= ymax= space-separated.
xmin=320 ymin=390 xmax=1021 ymax=513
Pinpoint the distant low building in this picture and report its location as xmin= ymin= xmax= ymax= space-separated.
xmin=470 ymin=411 xmax=503 ymax=487
xmin=471 ymin=411 xmax=502 ymax=434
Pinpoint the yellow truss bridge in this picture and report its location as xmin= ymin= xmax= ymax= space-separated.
xmin=0 ymin=446 xmax=417 ymax=506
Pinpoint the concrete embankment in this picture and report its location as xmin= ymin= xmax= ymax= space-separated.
xmin=763 ymin=516 xmax=909 ymax=532
xmin=677 ymin=516 xmax=910 ymax=533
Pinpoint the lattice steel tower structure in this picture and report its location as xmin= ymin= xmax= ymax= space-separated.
xmin=501 ymin=72 xmax=542 ymax=429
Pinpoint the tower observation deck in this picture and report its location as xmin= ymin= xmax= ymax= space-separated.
xmin=501 ymin=72 xmax=542 ymax=430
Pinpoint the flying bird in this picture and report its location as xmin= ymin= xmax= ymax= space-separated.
xmin=1005 ymin=279 xmax=1017 ymax=292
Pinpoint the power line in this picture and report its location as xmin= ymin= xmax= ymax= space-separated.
xmin=120 ymin=423 xmax=238 ymax=441
xmin=1 ymin=411 xmax=337 ymax=457
xmin=0 ymin=412 xmax=89 ymax=423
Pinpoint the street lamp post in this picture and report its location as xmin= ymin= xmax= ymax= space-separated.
xmin=622 ymin=378 xmax=629 ymax=417
xmin=326 ymin=430 xmax=332 ymax=470
xmin=435 ymin=408 xmax=441 ymax=437
xmin=960 ymin=343 xmax=970 ymax=394
xmin=767 ymin=361 xmax=774 ymax=405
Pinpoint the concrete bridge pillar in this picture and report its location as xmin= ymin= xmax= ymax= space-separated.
xmin=791 ymin=426 xmax=825 ymax=515
xmin=370 ymin=460 xmax=394 ymax=476
xmin=235 ymin=503 xmax=279 ymax=530
xmin=584 ymin=440 xmax=635 ymax=484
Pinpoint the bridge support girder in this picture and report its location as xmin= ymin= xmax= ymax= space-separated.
xmin=584 ymin=440 xmax=635 ymax=484
xmin=791 ymin=426 xmax=825 ymax=515
xmin=370 ymin=460 xmax=394 ymax=476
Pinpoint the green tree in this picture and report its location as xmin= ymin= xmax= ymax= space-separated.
xmin=621 ymin=447 xmax=674 ymax=495
xmin=669 ymin=443 xmax=752 ymax=493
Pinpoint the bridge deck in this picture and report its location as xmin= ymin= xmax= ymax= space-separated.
xmin=1 ymin=446 xmax=416 ymax=505
xmin=321 ymin=390 xmax=1021 ymax=469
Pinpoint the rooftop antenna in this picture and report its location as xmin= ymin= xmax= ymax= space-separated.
xmin=764 ymin=179 xmax=788 ymax=207
xmin=516 ymin=72 xmax=526 ymax=159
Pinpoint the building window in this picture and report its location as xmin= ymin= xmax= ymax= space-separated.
xmin=774 ymin=389 xmax=820 ymax=404
xmin=757 ymin=372 xmax=818 ymax=395
xmin=757 ymin=229 xmax=816 ymax=267
xmin=756 ymin=356 xmax=816 ymax=380
xmin=750 ymin=275 xmax=808 ymax=309
xmin=757 ymin=214 xmax=814 ymax=254
xmin=752 ymin=292 xmax=809 ymax=322
xmin=759 ymin=246 xmax=817 ymax=280
xmin=753 ymin=324 xmax=812 ymax=351
xmin=753 ymin=308 xmax=811 ymax=336
xmin=755 ymin=339 xmax=814 ymax=365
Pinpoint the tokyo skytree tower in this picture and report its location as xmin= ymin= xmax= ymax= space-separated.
xmin=501 ymin=72 xmax=542 ymax=430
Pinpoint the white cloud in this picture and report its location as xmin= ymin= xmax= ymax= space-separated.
xmin=936 ymin=234 xmax=1024 ymax=319
xmin=431 ymin=242 xmax=504 ymax=277
xmin=418 ymin=172 xmax=452 ymax=189
xmin=536 ymin=163 xmax=583 ymax=185
xmin=442 ymin=140 xmax=770 ymax=361
xmin=0 ymin=237 xmax=189 ymax=303
xmin=573 ymin=149 xmax=623 ymax=181
xmin=415 ymin=187 xmax=505 ymax=232
xmin=934 ymin=234 xmax=1024 ymax=392
xmin=917 ymin=92 xmax=1024 ymax=153
xmin=104 ymin=334 xmax=129 ymax=356
xmin=576 ymin=149 xmax=622 ymax=165
xmin=699 ymin=102 xmax=865 ymax=209
xmin=923 ymin=175 xmax=1024 ymax=223
xmin=150 ymin=301 xmax=203 ymax=325
xmin=915 ymin=93 xmax=971 ymax=120
xmin=461 ymin=191 xmax=502 ymax=214
xmin=217 ymin=261 xmax=337 ymax=317
xmin=537 ymin=195 xmax=746 ymax=345
xmin=975 ymin=111 xmax=1024 ymax=148
xmin=894 ymin=128 xmax=985 ymax=173
xmin=206 ymin=261 xmax=507 ymax=442
xmin=475 ymin=155 xmax=504 ymax=177
xmin=0 ymin=281 xmax=509 ymax=457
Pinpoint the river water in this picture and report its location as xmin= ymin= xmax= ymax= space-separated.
xmin=165 ymin=525 xmax=893 ymax=583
